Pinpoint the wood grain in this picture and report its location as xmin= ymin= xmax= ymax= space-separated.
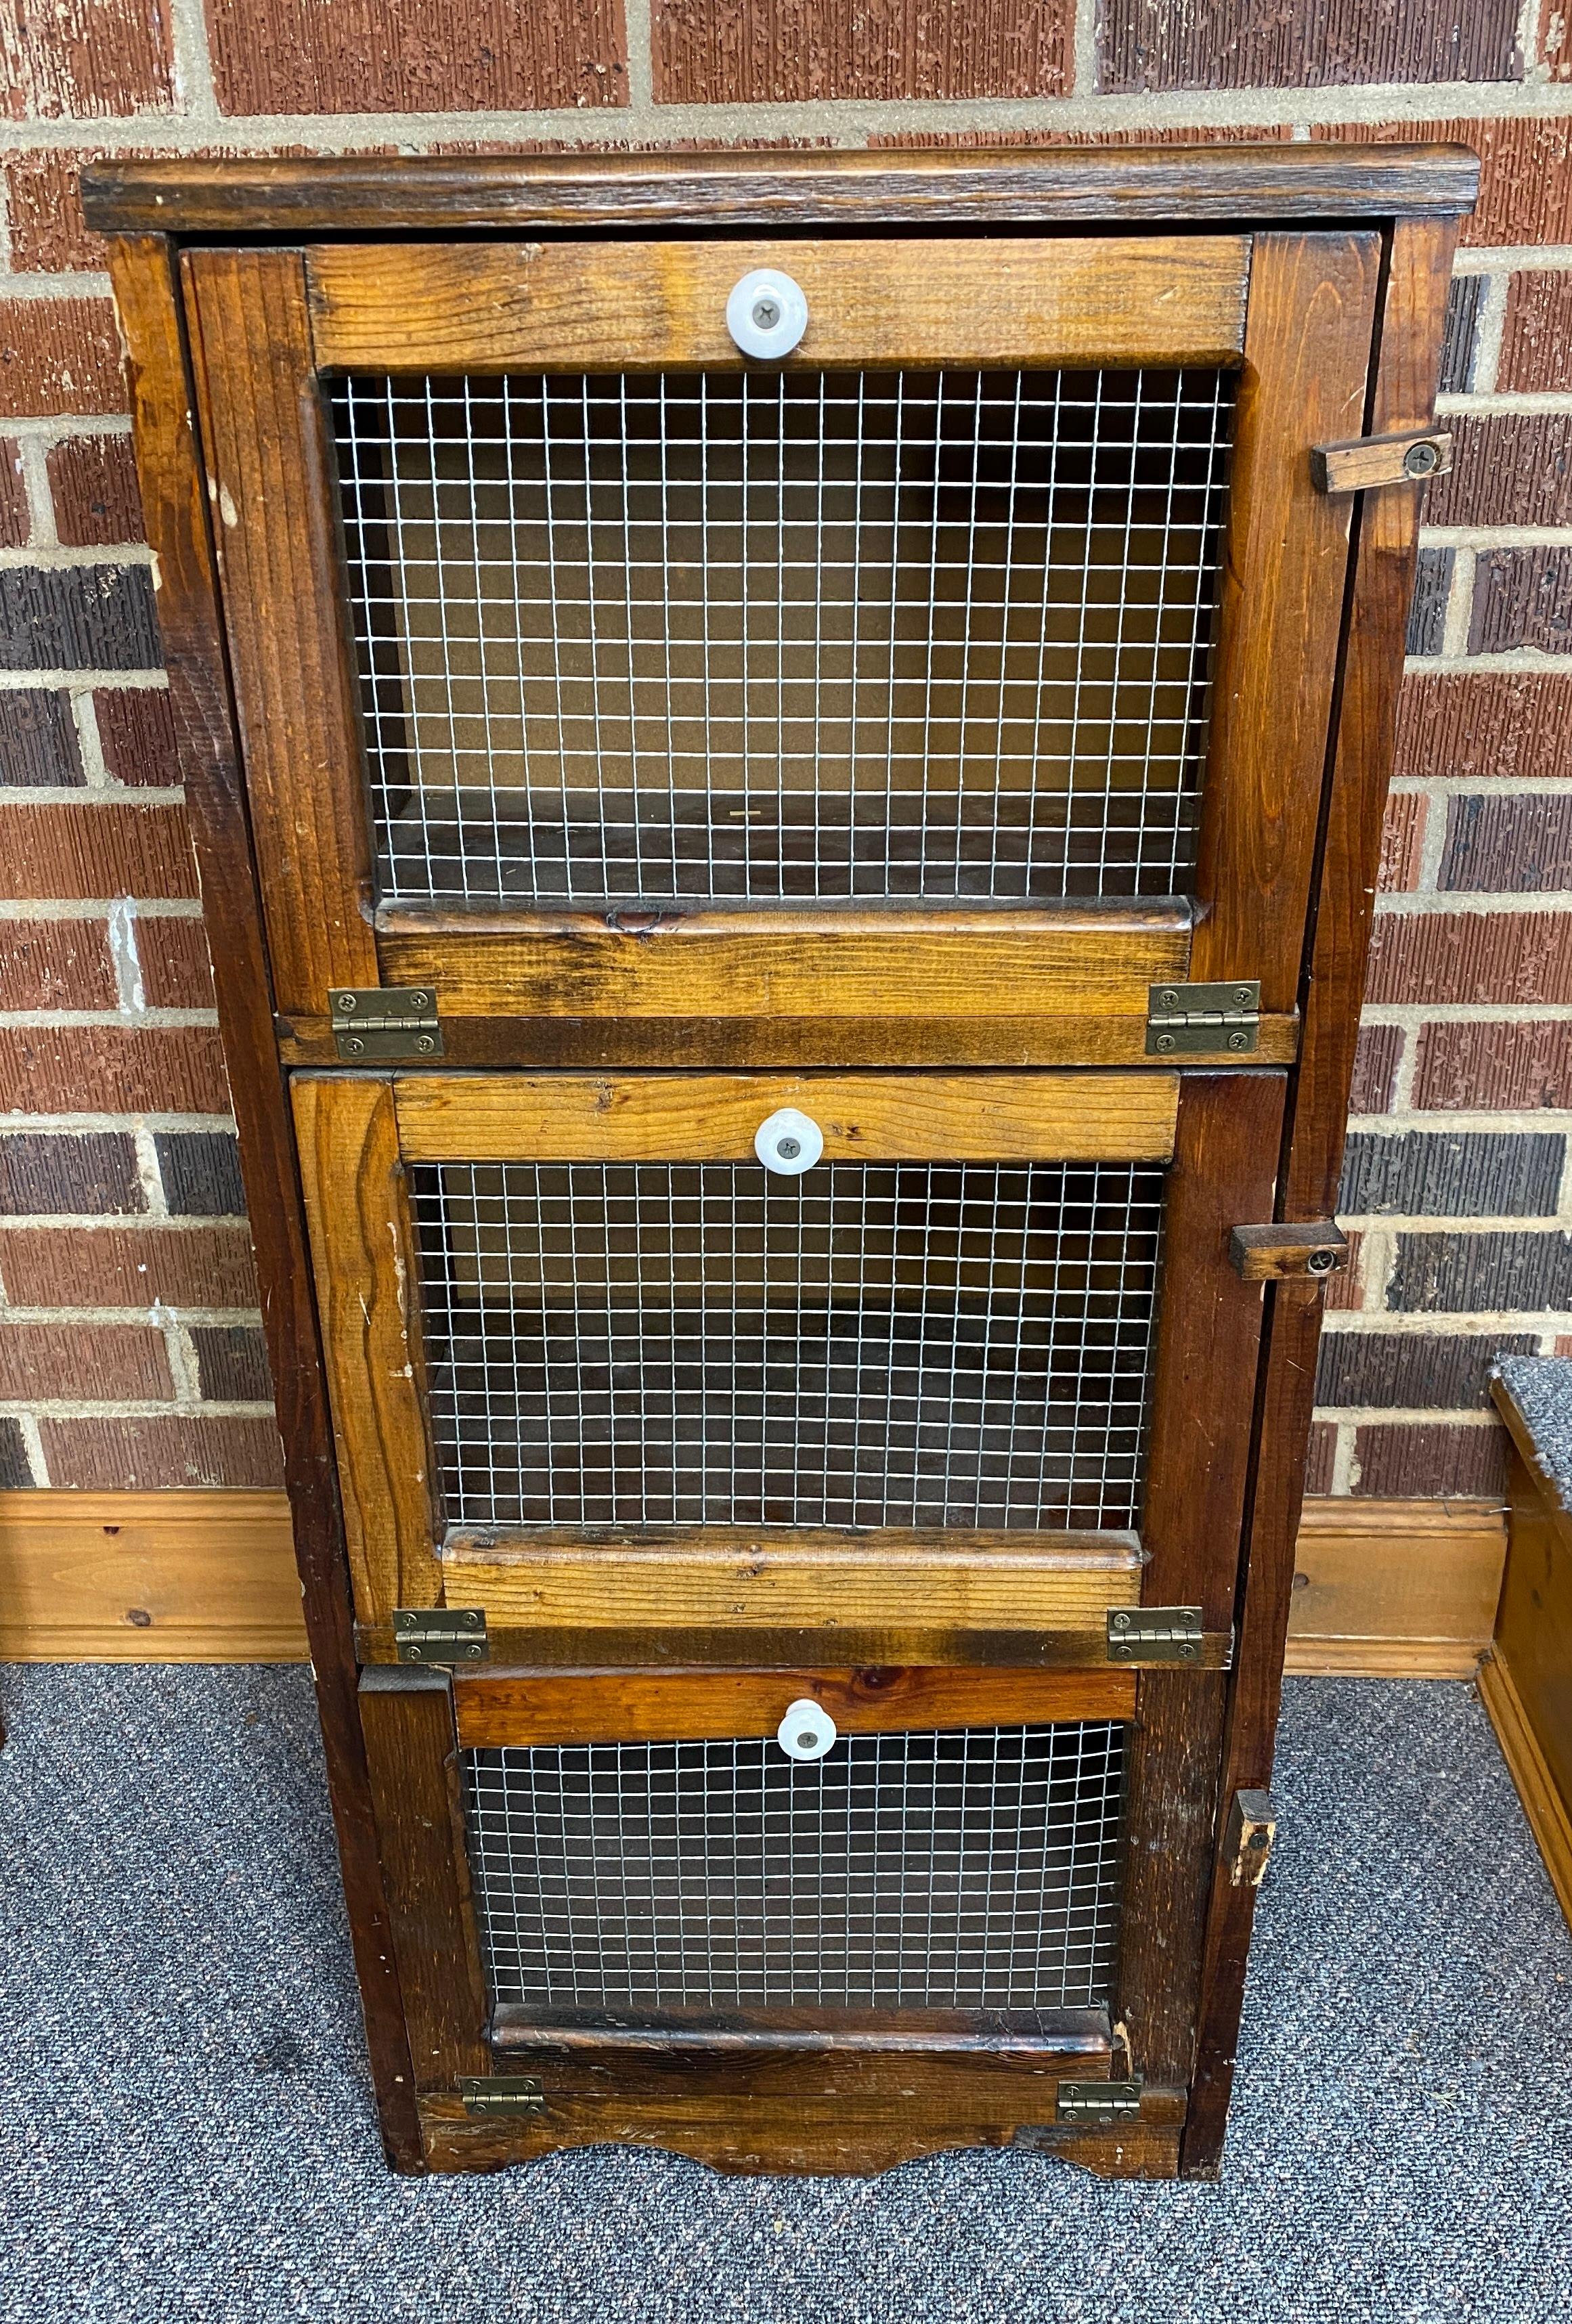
xmin=393 ymin=1068 xmax=1179 ymax=1163
xmin=1183 ymin=215 xmax=1462 ymax=2181
xmin=0 ymin=1488 xmax=303 ymax=1661
xmin=1284 ymin=1492 xmax=1505 ymax=1676
xmin=441 ymin=1522 xmax=1143 ymax=1640
xmin=378 ymin=904 xmax=1192 ymax=1028
xmin=108 ymin=234 xmax=422 ymax=2169
xmin=307 ymin=236 xmax=1250 ymax=373
xmin=454 ymin=1665 xmax=1136 ymax=1747
xmin=1190 ymin=233 xmax=1380 ymax=1013
xmin=81 ymin=145 xmax=1482 ymax=240
xmin=183 ymin=248 xmax=377 ymax=1012
xmin=359 ymin=1670 xmax=491 ymax=2089
xmin=292 ymin=1074 xmax=442 ymax=1622
xmin=1478 ymin=1648 xmax=1572 ymax=1933
xmin=288 ymin=1007 xmax=1302 ymax=1073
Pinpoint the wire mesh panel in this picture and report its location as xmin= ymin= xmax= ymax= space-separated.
xmin=334 ymin=369 xmax=1234 ymax=906
xmin=464 ymin=1719 xmax=1125 ymax=2012
xmin=411 ymin=1160 xmax=1164 ymax=1531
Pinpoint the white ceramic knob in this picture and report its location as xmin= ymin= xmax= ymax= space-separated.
xmin=726 ymin=269 xmax=809 ymax=361
xmin=777 ymin=1698 xmax=837 ymax=1762
xmin=754 ymin=1107 xmax=824 ymax=1177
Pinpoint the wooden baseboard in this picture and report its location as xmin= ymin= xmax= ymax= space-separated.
xmin=1478 ymin=1647 xmax=1572 ymax=1929
xmin=0 ymin=1487 xmax=1506 ymax=1672
xmin=0 ymin=1489 xmax=307 ymax=1662
xmin=1283 ymin=1496 xmax=1506 ymax=1680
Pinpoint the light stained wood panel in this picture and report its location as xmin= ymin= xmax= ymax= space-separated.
xmin=377 ymin=906 xmax=1192 ymax=1028
xmin=393 ymin=1070 xmax=1180 ymax=1163
xmin=292 ymin=1075 xmax=443 ymax=1622
xmin=307 ymin=236 xmax=1252 ymax=374
xmin=440 ymin=1522 xmax=1143 ymax=1638
xmin=1283 ymin=1495 xmax=1506 ymax=1679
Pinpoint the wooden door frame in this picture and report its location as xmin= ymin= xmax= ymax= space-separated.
xmin=183 ymin=223 xmax=1374 ymax=1061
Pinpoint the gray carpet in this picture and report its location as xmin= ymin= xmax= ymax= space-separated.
xmin=2 ymin=1667 xmax=1569 ymax=2323
xmin=1495 ymin=1355 xmax=1572 ymax=1505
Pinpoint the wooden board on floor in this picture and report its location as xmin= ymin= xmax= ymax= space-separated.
xmin=0 ymin=1489 xmax=1508 ymax=1671
xmin=0 ymin=1489 xmax=307 ymax=1661
xmin=1283 ymin=1495 xmax=1506 ymax=1678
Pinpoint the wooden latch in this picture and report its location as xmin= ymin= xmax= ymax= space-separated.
xmin=1229 ymin=1222 xmax=1348 ymax=1282
xmin=1225 ymin=1789 xmax=1278 ymax=1888
xmin=1310 ymin=429 xmax=1451 ymax=494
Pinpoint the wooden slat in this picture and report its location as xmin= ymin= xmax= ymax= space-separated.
xmin=1284 ymin=1493 xmax=1505 ymax=1678
xmin=359 ymin=1671 xmax=491 ymax=2089
xmin=393 ymin=1069 xmax=1179 ymax=1163
xmin=454 ymin=1665 xmax=1136 ymax=1747
xmin=283 ymin=1007 xmax=1301 ymax=1073
xmin=378 ymin=904 xmax=1192 ymax=1028
xmin=441 ymin=1523 xmax=1143 ymax=1640
xmin=81 ymin=144 xmax=1483 ymax=240
xmin=1478 ymin=1648 xmax=1572 ymax=1934
xmin=307 ymin=235 xmax=1249 ymax=373
xmin=292 ymin=1076 xmax=442 ymax=1623
xmin=0 ymin=1488 xmax=301 ymax=1661
xmin=110 ymin=234 xmax=424 ymax=2168
xmin=1183 ymin=215 xmax=1463 ymax=2177
xmin=183 ymin=248 xmax=377 ymax=1011
xmin=1190 ymin=233 xmax=1380 ymax=1013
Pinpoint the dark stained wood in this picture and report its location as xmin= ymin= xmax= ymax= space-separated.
xmin=81 ymin=145 xmax=1481 ymax=241
xmin=1190 ymin=234 xmax=1378 ymax=1013
xmin=454 ymin=1664 xmax=1137 ymax=1747
xmin=108 ymin=234 xmax=422 ymax=2170
xmin=359 ymin=1669 xmax=491 ymax=2091
xmin=1182 ymin=215 xmax=1462 ymax=2181
xmin=361 ymin=1617 xmax=1231 ymax=1672
xmin=1117 ymin=1669 xmax=1229 ymax=2088
xmin=489 ymin=2002 xmax=1110 ymax=2057
xmin=1140 ymin=1072 xmax=1286 ymax=1626
xmin=308 ymin=235 xmax=1250 ymax=374
xmin=1229 ymin=1221 xmax=1349 ymax=1281
xmin=279 ymin=1007 xmax=1303 ymax=1072
xmin=183 ymin=248 xmax=377 ymax=1014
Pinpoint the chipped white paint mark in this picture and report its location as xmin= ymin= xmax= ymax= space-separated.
xmin=217 ymin=483 xmax=238 ymax=529
xmin=107 ymin=898 xmax=146 ymax=1012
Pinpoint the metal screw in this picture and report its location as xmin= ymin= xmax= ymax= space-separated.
xmin=1110 ymin=1613 xmax=1131 ymax=1631
xmin=344 ymin=1034 xmax=365 ymax=1055
xmin=752 ymin=297 xmax=781 ymax=329
xmin=410 ymin=992 xmax=430 ymax=1009
xmin=414 ymin=1034 xmax=436 ymax=1054
xmin=465 ymin=1643 xmax=483 ymax=1659
xmin=1155 ymin=1032 xmax=1176 ymax=1053
xmin=777 ymin=1136 xmax=802 ymax=1160
xmin=336 ymin=992 xmax=357 ymax=1013
xmin=1155 ymin=988 xmax=1180 ymax=1011
xmin=796 ymin=1731 xmax=818 ymax=1751
xmin=1227 ymin=1030 xmax=1248 ymax=1051
xmin=1403 ymin=439 xmax=1441 ymax=478
xmin=1181 ymin=1641 xmax=1198 ymax=1659
xmin=1233 ymin=986 xmax=1253 ymax=1007
xmin=1248 ymin=1828 xmax=1270 ymax=1848
xmin=1307 ymin=1248 xmax=1334 ymax=1275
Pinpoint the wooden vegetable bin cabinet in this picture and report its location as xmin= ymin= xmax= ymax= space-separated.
xmin=89 ymin=142 xmax=1476 ymax=2180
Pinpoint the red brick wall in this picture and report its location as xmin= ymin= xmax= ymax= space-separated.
xmin=3 ymin=2 xmax=1569 ymax=1499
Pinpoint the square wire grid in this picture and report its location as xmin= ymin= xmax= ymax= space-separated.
xmin=411 ymin=1158 xmax=1165 ymax=1532
xmin=334 ymin=367 xmax=1234 ymax=905
xmin=464 ymin=1719 xmax=1125 ymax=2013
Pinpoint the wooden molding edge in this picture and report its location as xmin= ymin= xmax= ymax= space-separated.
xmin=0 ymin=1487 xmax=1506 ymax=1673
xmin=1478 ymin=1648 xmax=1572 ymax=1931
xmin=1283 ymin=1495 xmax=1506 ymax=1680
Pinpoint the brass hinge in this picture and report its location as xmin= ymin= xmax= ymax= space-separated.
xmin=458 ymin=2075 xmax=544 ymax=2118
xmin=1057 ymin=2079 xmax=1144 ymax=2125
xmin=1226 ymin=1789 xmax=1278 ymax=1888
xmin=393 ymin=1607 xmax=488 ymax=1665
xmin=1107 ymin=1607 xmax=1203 ymax=1665
xmin=1311 ymin=429 xmax=1452 ymax=494
xmin=329 ymin=986 xmax=443 ymax=1060
xmin=1145 ymin=980 xmax=1259 ymax=1057
xmin=1229 ymin=1221 xmax=1349 ymax=1282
